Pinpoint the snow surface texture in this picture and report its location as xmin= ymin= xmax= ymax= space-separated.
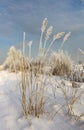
xmin=0 ymin=71 xmax=84 ymax=130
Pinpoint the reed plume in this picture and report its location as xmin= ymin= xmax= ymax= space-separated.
xmin=39 ymin=18 xmax=48 ymax=55
xmin=43 ymin=26 xmax=53 ymax=51
xmin=53 ymin=32 xmax=65 ymax=41
xmin=60 ymin=32 xmax=71 ymax=49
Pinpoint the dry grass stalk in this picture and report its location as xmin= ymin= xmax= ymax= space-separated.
xmin=23 ymin=32 xmax=26 ymax=55
xmin=78 ymin=48 xmax=84 ymax=55
xmin=20 ymin=57 xmax=27 ymax=117
xmin=45 ymin=32 xmax=65 ymax=57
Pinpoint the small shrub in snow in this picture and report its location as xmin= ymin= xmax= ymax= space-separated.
xmin=71 ymin=64 xmax=84 ymax=82
xmin=3 ymin=46 xmax=24 ymax=72
xmin=49 ymin=79 xmax=84 ymax=120
xmin=50 ymin=51 xmax=73 ymax=76
xmin=60 ymin=80 xmax=84 ymax=118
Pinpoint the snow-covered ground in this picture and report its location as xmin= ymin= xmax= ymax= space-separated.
xmin=0 ymin=70 xmax=84 ymax=130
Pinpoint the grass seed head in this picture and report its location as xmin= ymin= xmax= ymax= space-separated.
xmin=53 ymin=32 xmax=65 ymax=41
xmin=41 ymin=18 xmax=48 ymax=32
xmin=45 ymin=26 xmax=53 ymax=40
xmin=63 ymin=32 xmax=71 ymax=43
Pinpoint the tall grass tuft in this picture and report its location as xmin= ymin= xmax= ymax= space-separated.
xmin=5 ymin=18 xmax=73 ymax=118
xmin=20 ymin=57 xmax=46 ymax=117
xmin=15 ymin=18 xmax=72 ymax=118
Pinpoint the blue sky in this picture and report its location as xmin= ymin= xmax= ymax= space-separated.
xmin=0 ymin=0 xmax=84 ymax=63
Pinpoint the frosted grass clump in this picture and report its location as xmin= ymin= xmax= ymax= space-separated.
xmin=50 ymin=51 xmax=73 ymax=76
xmin=71 ymin=64 xmax=84 ymax=82
xmin=3 ymin=46 xmax=23 ymax=72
